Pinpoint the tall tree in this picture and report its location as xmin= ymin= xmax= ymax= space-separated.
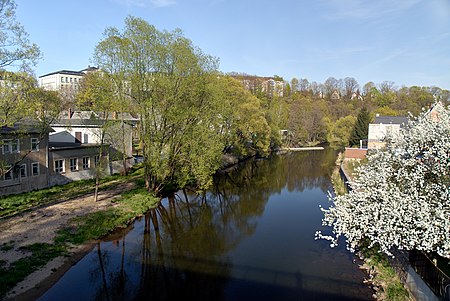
xmin=319 ymin=102 xmax=450 ymax=259
xmin=93 ymin=17 xmax=223 ymax=194
xmin=343 ymin=77 xmax=359 ymax=100
xmin=0 ymin=0 xmax=41 ymax=70
xmin=348 ymin=107 xmax=371 ymax=147
xmin=212 ymin=76 xmax=271 ymax=156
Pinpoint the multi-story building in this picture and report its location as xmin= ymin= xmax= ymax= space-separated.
xmin=230 ymin=74 xmax=286 ymax=97
xmin=38 ymin=66 xmax=98 ymax=91
xmin=0 ymin=125 xmax=51 ymax=195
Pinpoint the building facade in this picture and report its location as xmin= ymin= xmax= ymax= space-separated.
xmin=368 ymin=116 xmax=409 ymax=149
xmin=0 ymin=126 xmax=51 ymax=195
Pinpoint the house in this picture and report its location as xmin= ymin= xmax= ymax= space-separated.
xmin=230 ymin=74 xmax=286 ymax=97
xmin=0 ymin=125 xmax=52 ymax=195
xmin=48 ymin=141 xmax=106 ymax=186
xmin=50 ymin=114 xmax=136 ymax=175
xmin=368 ymin=115 xmax=409 ymax=149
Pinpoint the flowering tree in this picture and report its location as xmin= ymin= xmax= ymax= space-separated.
xmin=318 ymin=102 xmax=450 ymax=258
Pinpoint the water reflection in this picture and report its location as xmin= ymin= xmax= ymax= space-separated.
xmin=39 ymin=149 xmax=372 ymax=301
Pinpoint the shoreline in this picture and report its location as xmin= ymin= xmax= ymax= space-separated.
xmin=4 ymin=243 xmax=95 ymax=301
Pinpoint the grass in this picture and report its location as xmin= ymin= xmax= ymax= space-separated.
xmin=360 ymin=244 xmax=412 ymax=301
xmin=0 ymin=243 xmax=66 ymax=298
xmin=0 ymin=165 xmax=159 ymax=299
xmin=0 ymin=166 xmax=145 ymax=218
xmin=55 ymin=187 xmax=158 ymax=245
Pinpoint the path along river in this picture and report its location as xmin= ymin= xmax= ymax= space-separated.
xmin=38 ymin=149 xmax=373 ymax=301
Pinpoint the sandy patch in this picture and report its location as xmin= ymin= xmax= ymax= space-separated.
xmin=0 ymin=181 xmax=135 ymax=300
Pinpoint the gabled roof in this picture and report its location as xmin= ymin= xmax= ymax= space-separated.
xmin=373 ymin=116 xmax=409 ymax=127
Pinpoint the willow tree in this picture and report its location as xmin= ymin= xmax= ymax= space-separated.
xmin=93 ymin=17 xmax=224 ymax=194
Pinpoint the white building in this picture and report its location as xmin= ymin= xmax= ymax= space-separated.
xmin=38 ymin=66 xmax=98 ymax=91
xmin=368 ymin=116 xmax=408 ymax=149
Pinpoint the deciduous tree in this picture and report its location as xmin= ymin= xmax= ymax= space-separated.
xmin=318 ymin=102 xmax=450 ymax=259
xmin=0 ymin=0 xmax=41 ymax=70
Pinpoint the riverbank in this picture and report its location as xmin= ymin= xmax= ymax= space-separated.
xmin=0 ymin=168 xmax=159 ymax=300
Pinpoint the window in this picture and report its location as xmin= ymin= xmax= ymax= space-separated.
xmin=54 ymin=160 xmax=64 ymax=173
xmin=31 ymin=162 xmax=40 ymax=176
xmin=20 ymin=164 xmax=26 ymax=178
xmin=4 ymin=166 xmax=12 ymax=180
xmin=69 ymin=158 xmax=78 ymax=171
xmin=2 ymin=139 xmax=20 ymax=154
xmin=2 ymin=140 xmax=10 ymax=154
xmin=94 ymin=155 xmax=100 ymax=167
xmin=11 ymin=140 xmax=19 ymax=153
xmin=31 ymin=138 xmax=39 ymax=151
xmin=82 ymin=157 xmax=89 ymax=170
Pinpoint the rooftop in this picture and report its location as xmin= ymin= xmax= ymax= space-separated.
xmin=373 ymin=116 xmax=409 ymax=126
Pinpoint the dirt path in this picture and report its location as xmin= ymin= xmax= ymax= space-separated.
xmin=0 ymin=181 xmax=135 ymax=300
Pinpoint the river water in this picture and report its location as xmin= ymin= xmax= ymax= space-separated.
xmin=38 ymin=149 xmax=373 ymax=301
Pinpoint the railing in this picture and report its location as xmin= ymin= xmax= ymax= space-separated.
xmin=409 ymin=250 xmax=450 ymax=300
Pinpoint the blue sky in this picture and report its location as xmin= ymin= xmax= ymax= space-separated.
xmin=15 ymin=0 xmax=450 ymax=89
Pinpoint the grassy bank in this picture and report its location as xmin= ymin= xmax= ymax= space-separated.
xmin=334 ymin=156 xmax=412 ymax=301
xmin=0 ymin=167 xmax=159 ymax=298
xmin=0 ymin=173 xmax=135 ymax=218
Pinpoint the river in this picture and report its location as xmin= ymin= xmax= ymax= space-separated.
xmin=38 ymin=149 xmax=373 ymax=301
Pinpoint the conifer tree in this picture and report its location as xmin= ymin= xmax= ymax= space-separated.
xmin=348 ymin=107 xmax=371 ymax=147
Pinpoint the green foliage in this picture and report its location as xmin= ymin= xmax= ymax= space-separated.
xmin=212 ymin=76 xmax=271 ymax=156
xmin=287 ymin=97 xmax=328 ymax=146
xmin=349 ymin=107 xmax=371 ymax=147
xmin=326 ymin=115 xmax=357 ymax=146
xmin=92 ymin=17 xmax=229 ymax=193
xmin=0 ymin=0 xmax=41 ymax=70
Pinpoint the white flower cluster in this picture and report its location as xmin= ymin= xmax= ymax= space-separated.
xmin=317 ymin=102 xmax=450 ymax=258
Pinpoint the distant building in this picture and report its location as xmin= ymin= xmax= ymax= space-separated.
xmin=230 ymin=74 xmax=285 ymax=97
xmin=368 ymin=115 xmax=409 ymax=149
xmin=38 ymin=66 xmax=98 ymax=91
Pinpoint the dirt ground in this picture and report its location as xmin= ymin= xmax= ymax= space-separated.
xmin=0 ymin=182 xmax=135 ymax=300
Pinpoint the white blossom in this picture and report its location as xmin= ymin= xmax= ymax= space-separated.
xmin=318 ymin=102 xmax=450 ymax=258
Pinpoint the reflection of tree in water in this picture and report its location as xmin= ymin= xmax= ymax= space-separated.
xmin=218 ymin=147 xmax=338 ymax=195
xmin=90 ymin=231 xmax=132 ymax=301
xmin=87 ymin=149 xmax=339 ymax=300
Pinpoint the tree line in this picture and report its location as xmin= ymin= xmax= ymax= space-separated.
xmin=253 ymin=76 xmax=449 ymax=148
xmin=1 ymin=0 xmax=449 ymax=196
